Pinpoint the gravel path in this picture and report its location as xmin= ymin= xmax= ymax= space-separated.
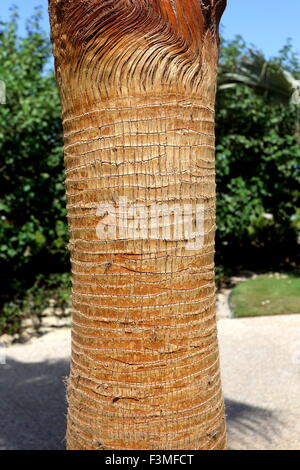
xmin=0 ymin=315 xmax=299 ymax=450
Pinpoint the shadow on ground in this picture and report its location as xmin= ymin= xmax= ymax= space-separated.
xmin=0 ymin=357 xmax=282 ymax=450
xmin=0 ymin=358 xmax=69 ymax=450
xmin=225 ymin=399 xmax=282 ymax=450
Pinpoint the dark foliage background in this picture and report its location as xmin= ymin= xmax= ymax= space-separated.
xmin=0 ymin=12 xmax=299 ymax=333
xmin=216 ymin=37 xmax=300 ymax=271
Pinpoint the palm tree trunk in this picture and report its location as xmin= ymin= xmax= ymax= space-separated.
xmin=49 ymin=0 xmax=227 ymax=450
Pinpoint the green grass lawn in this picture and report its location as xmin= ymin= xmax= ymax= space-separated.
xmin=230 ymin=274 xmax=300 ymax=318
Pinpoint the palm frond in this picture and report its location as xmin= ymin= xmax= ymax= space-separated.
xmin=219 ymin=51 xmax=300 ymax=106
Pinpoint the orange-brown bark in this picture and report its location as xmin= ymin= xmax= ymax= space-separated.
xmin=49 ymin=0 xmax=227 ymax=450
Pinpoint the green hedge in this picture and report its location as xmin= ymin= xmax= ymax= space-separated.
xmin=0 ymin=11 xmax=68 ymax=297
xmin=215 ymin=37 xmax=300 ymax=269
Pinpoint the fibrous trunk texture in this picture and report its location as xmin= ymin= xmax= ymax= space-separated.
xmin=49 ymin=0 xmax=227 ymax=450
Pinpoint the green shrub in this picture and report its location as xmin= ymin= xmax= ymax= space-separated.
xmin=0 ymin=272 xmax=71 ymax=335
xmin=0 ymin=9 xmax=68 ymax=311
xmin=216 ymin=37 xmax=300 ymax=269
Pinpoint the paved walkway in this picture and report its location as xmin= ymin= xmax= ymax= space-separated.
xmin=0 ymin=315 xmax=299 ymax=450
xmin=219 ymin=315 xmax=300 ymax=450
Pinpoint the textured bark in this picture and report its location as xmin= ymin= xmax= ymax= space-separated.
xmin=49 ymin=0 xmax=227 ymax=450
